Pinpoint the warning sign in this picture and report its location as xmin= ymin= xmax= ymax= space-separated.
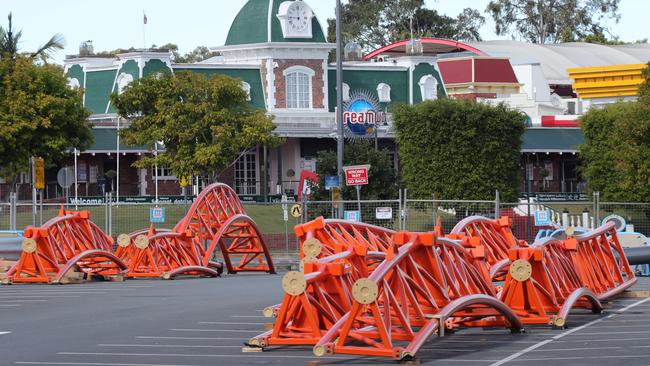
xmin=291 ymin=204 xmax=302 ymax=218
xmin=33 ymin=158 xmax=45 ymax=190
xmin=343 ymin=165 xmax=370 ymax=186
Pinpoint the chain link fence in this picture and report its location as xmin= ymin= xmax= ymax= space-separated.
xmin=4 ymin=192 xmax=650 ymax=256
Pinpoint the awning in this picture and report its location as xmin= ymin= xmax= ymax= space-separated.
xmin=87 ymin=128 xmax=149 ymax=153
xmin=522 ymin=128 xmax=584 ymax=153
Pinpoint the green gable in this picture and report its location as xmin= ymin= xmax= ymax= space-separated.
xmin=412 ymin=62 xmax=446 ymax=103
xmin=173 ymin=67 xmax=266 ymax=110
xmin=66 ymin=64 xmax=85 ymax=87
xmin=328 ymin=69 xmax=409 ymax=112
xmin=85 ymin=69 xmax=117 ymax=114
xmin=118 ymin=60 xmax=139 ymax=81
xmin=143 ymin=59 xmax=171 ymax=77
xmin=225 ymin=0 xmax=327 ymax=46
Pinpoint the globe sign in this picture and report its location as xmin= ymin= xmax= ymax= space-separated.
xmin=343 ymin=91 xmax=385 ymax=137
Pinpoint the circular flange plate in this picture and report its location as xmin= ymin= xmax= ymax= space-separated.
xmin=553 ymin=316 xmax=566 ymax=328
xmin=282 ymin=271 xmax=307 ymax=296
xmin=134 ymin=235 xmax=149 ymax=250
xmin=299 ymin=256 xmax=317 ymax=273
xmin=302 ymin=238 xmax=323 ymax=258
xmin=22 ymin=238 xmax=37 ymax=253
xmin=509 ymin=259 xmax=532 ymax=282
xmin=117 ymin=234 xmax=131 ymax=248
xmin=352 ymin=278 xmax=379 ymax=304
xmin=565 ymin=226 xmax=575 ymax=237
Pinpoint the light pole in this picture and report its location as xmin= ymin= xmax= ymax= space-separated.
xmin=336 ymin=0 xmax=344 ymax=218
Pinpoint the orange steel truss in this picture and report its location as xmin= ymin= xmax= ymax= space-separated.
xmin=4 ymin=208 xmax=127 ymax=284
xmin=500 ymin=222 xmax=636 ymax=328
xmin=251 ymin=216 xmax=637 ymax=360
xmin=115 ymin=183 xmax=275 ymax=277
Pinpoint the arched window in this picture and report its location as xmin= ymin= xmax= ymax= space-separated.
xmin=342 ymin=83 xmax=351 ymax=102
xmin=241 ymin=81 xmax=251 ymax=101
xmin=116 ymin=73 xmax=134 ymax=95
xmin=67 ymin=77 xmax=80 ymax=89
xmin=283 ymin=66 xmax=314 ymax=109
xmin=377 ymin=83 xmax=391 ymax=103
xmin=419 ymin=75 xmax=438 ymax=101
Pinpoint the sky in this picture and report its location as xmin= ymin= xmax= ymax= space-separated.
xmin=2 ymin=0 xmax=649 ymax=65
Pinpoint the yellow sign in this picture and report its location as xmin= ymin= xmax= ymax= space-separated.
xmin=332 ymin=187 xmax=340 ymax=204
xmin=291 ymin=204 xmax=302 ymax=218
xmin=179 ymin=176 xmax=191 ymax=187
xmin=33 ymin=158 xmax=45 ymax=190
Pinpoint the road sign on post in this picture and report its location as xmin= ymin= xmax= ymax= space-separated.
xmin=33 ymin=158 xmax=45 ymax=190
xmin=343 ymin=165 xmax=370 ymax=186
xmin=324 ymin=176 xmax=340 ymax=190
xmin=150 ymin=207 xmax=165 ymax=223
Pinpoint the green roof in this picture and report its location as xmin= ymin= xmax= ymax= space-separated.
xmin=225 ymin=0 xmax=327 ymax=46
xmin=88 ymin=128 xmax=147 ymax=152
xmin=522 ymin=128 xmax=584 ymax=152
xmin=327 ymin=68 xmax=409 ymax=112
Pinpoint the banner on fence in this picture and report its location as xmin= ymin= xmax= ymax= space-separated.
xmin=150 ymin=207 xmax=165 ymax=223
xmin=375 ymin=207 xmax=392 ymax=220
xmin=344 ymin=210 xmax=361 ymax=222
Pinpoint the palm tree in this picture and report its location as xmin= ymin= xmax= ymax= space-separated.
xmin=0 ymin=12 xmax=64 ymax=60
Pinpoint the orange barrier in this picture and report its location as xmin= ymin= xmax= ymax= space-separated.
xmin=4 ymin=208 xmax=127 ymax=284
xmin=500 ymin=223 xmax=636 ymax=328
xmin=116 ymin=183 xmax=274 ymax=277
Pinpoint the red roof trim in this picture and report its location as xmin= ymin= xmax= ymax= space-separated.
xmin=363 ymin=38 xmax=487 ymax=60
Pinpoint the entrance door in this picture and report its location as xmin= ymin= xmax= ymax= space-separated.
xmin=235 ymin=150 xmax=259 ymax=195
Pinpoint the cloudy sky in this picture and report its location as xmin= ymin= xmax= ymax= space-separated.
xmin=3 ymin=0 xmax=648 ymax=64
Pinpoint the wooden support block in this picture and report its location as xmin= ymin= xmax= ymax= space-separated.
xmin=619 ymin=290 xmax=650 ymax=298
xmin=242 ymin=346 xmax=263 ymax=353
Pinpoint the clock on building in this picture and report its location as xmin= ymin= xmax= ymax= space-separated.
xmin=277 ymin=0 xmax=314 ymax=39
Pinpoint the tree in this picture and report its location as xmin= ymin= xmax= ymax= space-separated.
xmin=0 ymin=55 xmax=92 ymax=190
xmin=486 ymin=0 xmax=621 ymax=44
xmin=0 ymin=13 xmax=64 ymax=61
xmin=111 ymin=71 xmax=280 ymax=181
xmin=97 ymin=44 xmax=219 ymax=63
xmin=393 ymin=99 xmax=526 ymax=201
xmin=579 ymin=63 xmax=650 ymax=202
xmin=326 ymin=1 xmax=484 ymax=52
xmin=311 ymin=140 xmax=398 ymax=201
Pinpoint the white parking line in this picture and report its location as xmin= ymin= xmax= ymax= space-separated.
xmin=169 ymin=329 xmax=260 ymax=333
xmin=488 ymin=297 xmax=650 ymax=366
xmin=136 ymin=336 xmax=247 ymax=341
xmin=98 ymin=344 xmax=241 ymax=349
xmin=56 ymin=351 xmax=351 ymax=360
xmin=16 ymin=362 xmax=199 ymax=366
xmin=0 ymin=295 xmax=81 ymax=298
xmin=0 ymin=300 xmax=47 ymax=302
xmin=0 ymin=331 xmax=11 ymax=335
xmin=230 ymin=315 xmax=267 ymax=318
xmin=515 ymin=354 xmax=650 ymax=362
xmin=198 ymin=322 xmax=268 ymax=326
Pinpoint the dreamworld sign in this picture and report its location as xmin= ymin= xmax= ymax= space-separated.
xmin=343 ymin=90 xmax=387 ymax=137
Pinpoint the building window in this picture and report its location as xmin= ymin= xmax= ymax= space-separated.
xmin=153 ymin=166 xmax=176 ymax=180
xmin=117 ymin=73 xmax=134 ymax=95
xmin=241 ymin=81 xmax=251 ymax=101
xmin=235 ymin=150 xmax=259 ymax=195
xmin=283 ymin=66 xmax=314 ymax=109
xmin=377 ymin=83 xmax=391 ymax=103
xmin=419 ymin=75 xmax=438 ymax=101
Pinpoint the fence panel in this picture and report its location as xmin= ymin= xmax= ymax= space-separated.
xmin=404 ymin=199 xmax=496 ymax=233
xmin=304 ymin=200 xmax=401 ymax=231
xmin=600 ymin=202 xmax=650 ymax=237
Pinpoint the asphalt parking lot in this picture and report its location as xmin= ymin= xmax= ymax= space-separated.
xmin=2 ymin=275 xmax=650 ymax=366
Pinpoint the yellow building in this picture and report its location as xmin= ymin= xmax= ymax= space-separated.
xmin=567 ymin=63 xmax=647 ymax=107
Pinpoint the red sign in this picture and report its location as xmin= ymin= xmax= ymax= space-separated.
xmin=344 ymin=165 xmax=370 ymax=186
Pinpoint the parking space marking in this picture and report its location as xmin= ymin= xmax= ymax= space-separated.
xmin=56 ymin=351 xmax=352 ymax=360
xmin=0 ymin=331 xmax=11 ymax=335
xmin=136 ymin=336 xmax=247 ymax=341
xmin=98 ymin=344 xmax=242 ymax=349
xmin=230 ymin=315 xmax=267 ymax=318
xmin=514 ymin=354 xmax=650 ymax=362
xmin=488 ymin=297 xmax=650 ymax=366
xmin=17 ymin=362 xmax=200 ymax=366
xmin=0 ymin=295 xmax=81 ymax=298
xmin=0 ymin=299 xmax=47 ymax=302
xmin=0 ymin=304 xmax=21 ymax=307
xmin=198 ymin=322 xmax=267 ymax=326
xmin=169 ymin=328 xmax=260 ymax=333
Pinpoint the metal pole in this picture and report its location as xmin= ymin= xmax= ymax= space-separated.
xmin=398 ymin=189 xmax=402 ymax=231
xmin=39 ymin=190 xmax=43 ymax=225
xmin=154 ymin=144 xmax=159 ymax=203
xmin=594 ymin=191 xmax=600 ymax=225
xmin=31 ymin=157 xmax=36 ymax=227
xmin=355 ymin=185 xmax=361 ymax=213
xmin=495 ymin=190 xmax=500 ymax=219
xmin=525 ymin=154 xmax=531 ymax=242
xmin=432 ymin=192 xmax=437 ymax=227
xmin=9 ymin=192 xmax=16 ymax=231
xmin=336 ymin=0 xmax=344 ymax=219
xmin=403 ymin=188 xmax=408 ymax=230
xmin=74 ymin=148 xmax=78 ymax=210
xmin=116 ymin=117 xmax=120 ymax=203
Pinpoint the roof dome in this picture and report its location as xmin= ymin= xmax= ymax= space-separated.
xmin=225 ymin=0 xmax=327 ymax=46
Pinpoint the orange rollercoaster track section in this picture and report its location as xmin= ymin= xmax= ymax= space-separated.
xmin=4 ymin=208 xmax=127 ymax=284
xmin=115 ymin=183 xmax=275 ymax=278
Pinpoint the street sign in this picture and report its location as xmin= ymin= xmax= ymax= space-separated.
xmin=179 ymin=176 xmax=191 ymax=187
xmin=332 ymin=187 xmax=340 ymax=204
xmin=344 ymin=210 xmax=361 ymax=222
xmin=291 ymin=204 xmax=302 ymax=218
xmin=56 ymin=167 xmax=75 ymax=189
xmin=343 ymin=165 xmax=370 ymax=186
xmin=601 ymin=214 xmax=626 ymax=232
xmin=375 ymin=207 xmax=393 ymax=220
xmin=150 ymin=207 xmax=165 ymax=223
xmin=33 ymin=158 xmax=45 ymax=190
xmin=324 ymin=176 xmax=340 ymax=190
xmin=534 ymin=209 xmax=551 ymax=226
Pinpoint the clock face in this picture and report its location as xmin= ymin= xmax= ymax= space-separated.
xmin=287 ymin=2 xmax=311 ymax=33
